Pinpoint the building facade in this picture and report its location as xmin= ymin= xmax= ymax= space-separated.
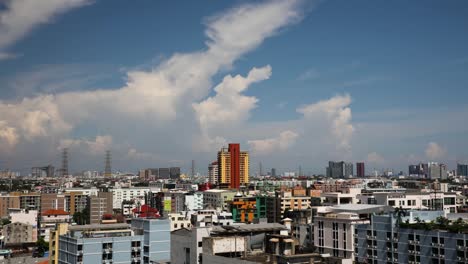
xmin=457 ymin=163 xmax=468 ymax=177
xmin=357 ymin=162 xmax=365 ymax=177
xmin=58 ymin=219 xmax=170 ymax=264
xmin=208 ymin=161 xmax=218 ymax=184
xmin=88 ymin=192 xmax=113 ymax=224
xmin=217 ymin=144 xmax=249 ymax=189
xmin=355 ymin=214 xmax=468 ymax=264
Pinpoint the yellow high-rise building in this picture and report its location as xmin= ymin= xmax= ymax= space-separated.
xmin=217 ymin=143 xmax=249 ymax=189
xmin=49 ymin=223 xmax=69 ymax=264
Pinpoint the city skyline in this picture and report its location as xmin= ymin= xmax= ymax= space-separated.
xmin=1 ymin=0 xmax=468 ymax=174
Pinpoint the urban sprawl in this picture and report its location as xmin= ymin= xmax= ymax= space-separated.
xmin=0 ymin=143 xmax=467 ymax=264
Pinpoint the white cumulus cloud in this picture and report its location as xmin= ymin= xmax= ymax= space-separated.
xmin=0 ymin=0 xmax=91 ymax=57
xmin=0 ymin=0 xmax=308 ymax=170
xmin=366 ymin=152 xmax=384 ymax=164
xmin=248 ymin=130 xmax=299 ymax=154
xmin=193 ymin=65 xmax=272 ymax=135
xmin=297 ymin=94 xmax=354 ymax=152
xmin=59 ymin=135 xmax=112 ymax=155
xmin=0 ymin=121 xmax=19 ymax=148
xmin=425 ymin=142 xmax=446 ymax=160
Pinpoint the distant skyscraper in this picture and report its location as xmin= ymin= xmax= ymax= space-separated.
xmin=409 ymin=163 xmax=429 ymax=177
xmin=61 ymin=148 xmax=68 ymax=177
xmin=104 ymin=150 xmax=111 ymax=177
xmin=457 ymin=163 xmax=468 ymax=176
xmin=271 ymin=168 xmax=276 ymax=177
xmin=208 ymin=161 xmax=218 ymax=184
xmin=327 ymin=161 xmax=353 ymax=178
xmin=217 ymin=143 xmax=249 ymax=189
xmin=169 ymin=167 xmax=181 ymax=179
xmin=158 ymin=168 xmax=170 ymax=179
xmin=427 ymin=162 xmax=447 ymax=180
xmin=356 ymin=162 xmax=365 ymax=177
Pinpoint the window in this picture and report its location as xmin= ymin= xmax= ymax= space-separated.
xmin=198 ymin=241 xmax=202 ymax=247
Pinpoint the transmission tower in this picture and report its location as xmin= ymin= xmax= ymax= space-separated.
xmin=259 ymin=162 xmax=263 ymax=176
xmin=105 ymin=150 xmax=112 ymax=177
xmin=61 ymin=148 xmax=69 ymax=177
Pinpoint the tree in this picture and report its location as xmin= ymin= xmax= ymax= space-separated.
xmin=36 ymin=237 xmax=49 ymax=257
xmin=435 ymin=216 xmax=450 ymax=227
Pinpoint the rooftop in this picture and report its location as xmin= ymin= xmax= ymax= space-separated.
xmin=42 ymin=209 xmax=69 ymax=216
xmin=68 ymin=223 xmax=130 ymax=231
xmin=330 ymin=204 xmax=394 ymax=214
xmin=210 ymin=223 xmax=286 ymax=235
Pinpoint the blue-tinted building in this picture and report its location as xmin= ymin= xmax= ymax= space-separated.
xmin=355 ymin=214 xmax=468 ymax=264
xmin=58 ymin=218 xmax=170 ymax=264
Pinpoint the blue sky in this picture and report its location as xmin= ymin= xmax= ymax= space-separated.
xmin=1 ymin=0 xmax=467 ymax=175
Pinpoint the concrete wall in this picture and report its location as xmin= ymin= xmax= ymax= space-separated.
xmin=201 ymin=254 xmax=258 ymax=264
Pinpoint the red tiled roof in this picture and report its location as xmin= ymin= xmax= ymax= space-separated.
xmin=42 ymin=209 xmax=69 ymax=216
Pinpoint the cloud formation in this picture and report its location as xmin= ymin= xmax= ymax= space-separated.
xmin=59 ymin=135 xmax=113 ymax=155
xmin=366 ymin=152 xmax=384 ymax=164
xmin=0 ymin=0 xmax=91 ymax=58
xmin=248 ymin=130 xmax=299 ymax=154
xmin=425 ymin=142 xmax=446 ymax=160
xmin=297 ymin=94 xmax=354 ymax=152
xmin=193 ymin=65 xmax=272 ymax=139
xmin=0 ymin=0 xmax=309 ymax=171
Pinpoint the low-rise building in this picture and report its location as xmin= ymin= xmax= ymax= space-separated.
xmin=58 ymin=218 xmax=170 ymax=264
xmin=3 ymin=222 xmax=35 ymax=246
xmin=359 ymin=191 xmax=459 ymax=214
xmin=40 ymin=209 xmax=71 ymax=242
xmin=313 ymin=204 xmax=393 ymax=262
xmin=355 ymin=213 xmax=468 ymax=264
xmin=203 ymin=190 xmax=237 ymax=211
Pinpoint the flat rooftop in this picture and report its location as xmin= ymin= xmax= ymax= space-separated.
xmin=211 ymin=223 xmax=287 ymax=235
xmin=68 ymin=223 xmax=130 ymax=231
xmin=330 ymin=204 xmax=394 ymax=214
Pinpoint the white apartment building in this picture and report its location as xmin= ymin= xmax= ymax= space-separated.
xmin=169 ymin=212 xmax=192 ymax=231
xmin=111 ymin=187 xmax=150 ymax=209
xmin=65 ymin=187 xmax=99 ymax=196
xmin=203 ymin=189 xmax=237 ymax=211
xmin=359 ymin=191 xmax=458 ymax=214
xmin=321 ymin=188 xmax=361 ymax=205
xmin=279 ymin=191 xmax=312 ymax=213
xmin=185 ymin=192 xmax=203 ymax=211
xmin=313 ymin=204 xmax=391 ymax=263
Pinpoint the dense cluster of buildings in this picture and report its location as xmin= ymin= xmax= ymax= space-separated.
xmin=0 ymin=144 xmax=467 ymax=263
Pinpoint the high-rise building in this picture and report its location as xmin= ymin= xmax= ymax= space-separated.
xmin=217 ymin=143 xmax=249 ymax=189
xmin=327 ymin=161 xmax=353 ymax=178
xmin=457 ymin=163 xmax=468 ymax=176
xmin=356 ymin=162 xmax=365 ymax=177
xmin=427 ymin=162 xmax=448 ymax=180
xmin=88 ymin=192 xmax=113 ymax=224
xmin=169 ymin=167 xmax=181 ymax=179
xmin=271 ymin=168 xmax=276 ymax=177
xmin=208 ymin=161 xmax=218 ymax=184
xmin=158 ymin=168 xmax=170 ymax=179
